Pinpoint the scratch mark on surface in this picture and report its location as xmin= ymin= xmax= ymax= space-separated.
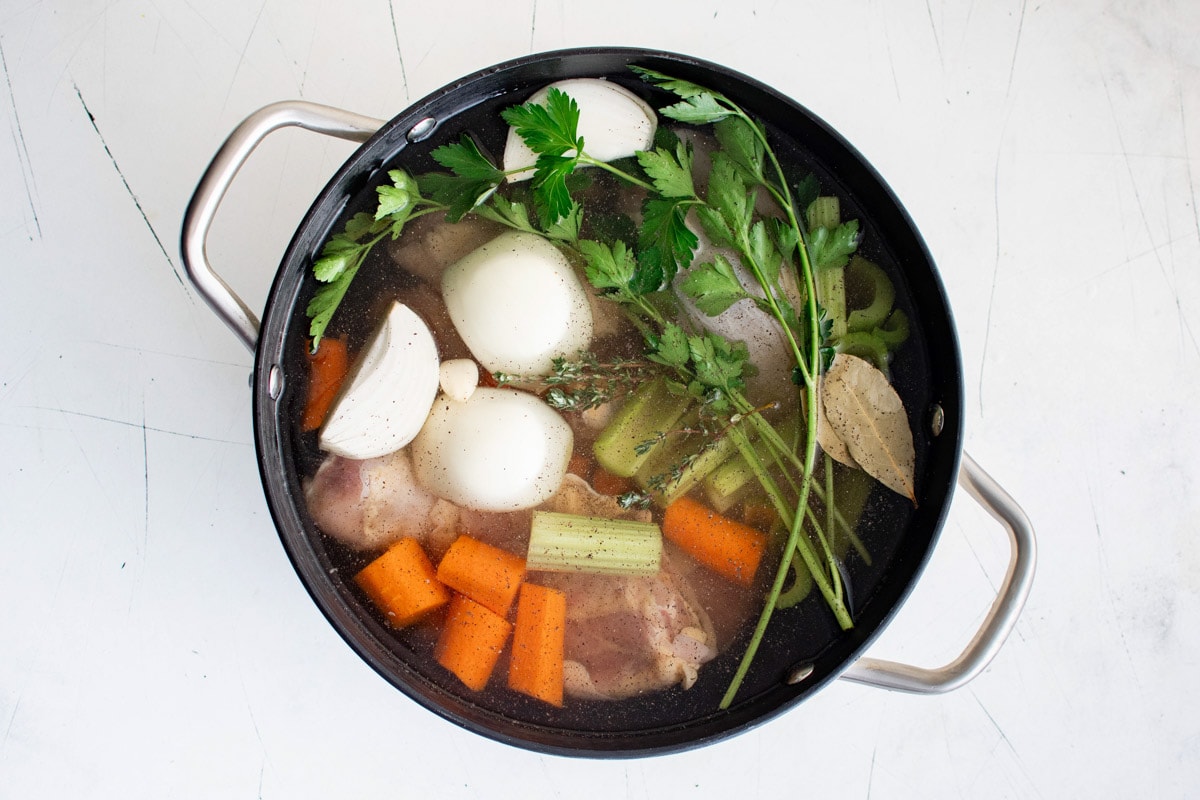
xmin=387 ymin=0 xmax=411 ymax=103
xmin=925 ymin=0 xmax=943 ymax=68
xmin=1 ymin=38 xmax=42 ymax=239
xmin=978 ymin=117 xmax=1009 ymax=417
xmin=866 ymin=742 xmax=878 ymax=798
xmin=25 ymin=405 xmax=251 ymax=446
xmin=74 ymin=84 xmax=186 ymax=287
xmin=0 ymin=696 xmax=21 ymax=761
xmin=529 ymin=0 xmax=538 ymax=53
xmin=221 ymin=0 xmax=268 ymax=114
xmin=1181 ymin=87 xmax=1200 ymax=248
xmin=1102 ymin=73 xmax=1200 ymax=360
xmin=141 ymin=396 xmax=150 ymax=559
xmin=1005 ymin=0 xmax=1027 ymax=97
xmin=969 ymin=691 xmax=1045 ymax=798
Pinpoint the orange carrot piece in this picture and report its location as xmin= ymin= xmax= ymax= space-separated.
xmin=592 ymin=466 xmax=633 ymax=497
xmin=354 ymin=538 xmax=450 ymax=627
xmin=302 ymin=337 xmax=349 ymax=431
xmin=436 ymin=593 xmax=513 ymax=691
xmin=436 ymin=535 xmax=526 ymax=617
xmin=567 ymin=453 xmax=591 ymax=480
xmin=507 ymin=583 xmax=566 ymax=707
xmin=662 ymin=496 xmax=768 ymax=586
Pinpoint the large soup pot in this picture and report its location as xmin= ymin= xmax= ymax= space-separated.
xmin=181 ymin=48 xmax=1035 ymax=757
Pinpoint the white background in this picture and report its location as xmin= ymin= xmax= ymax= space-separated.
xmin=2 ymin=1 xmax=1198 ymax=797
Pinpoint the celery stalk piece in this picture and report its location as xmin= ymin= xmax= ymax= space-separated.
xmin=635 ymin=420 xmax=743 ymax=508
xmin=817 ymin=266 xmax=847 ymax=339
xmin=704 ymin=413 xmax=799 ymax=513
xmin=806 ymin=196 xmax=841 ymax=231
xmin=846 ymin=256 xmax=896 ymax=333
xmin=526 ymin=511 xmax=662 ymax=576
xmin=593 ymin=378 xmax=693 ymax=478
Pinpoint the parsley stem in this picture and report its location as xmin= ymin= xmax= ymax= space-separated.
xmin=576 ymin=155 xmax=656 ymax=192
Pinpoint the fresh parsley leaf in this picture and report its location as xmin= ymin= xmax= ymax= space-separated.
xmin=344 ymin=211 xmax=382 ymax=242
xmin=660 ymin=93 xmax=734 ymax=125
xmin=636 ymin=140 xmax=695 ymax=198
xmin=705 ymin=153 xmax=752 ymax=236
xmin=808 ymin=219 xmax=860 ymax=271
xmin=648 ymin=322 xmax=691 ymax=368
xmin=687 ymin=332 xmax=748 ymax=396
xmin=714 ymin=117 xmax=764 ymax=183
xmin=531 ymin=153 xmax=578 ymax=223
xmin=695 ymin=205 xmax=734 ymax=250
xmin=793 ymin=173 xmax=820 ymax=217
xmin=431 ymin=136 xmax=505 ymax=182
xmin=306 ymin=261 xmax=360 ymax=350
xmin=680 ymin=254 xmax=750 ymax=316
xmin=418 ymin=171 xmax=496 ymax=222
xmin=639 ymin=196 xmax=697 ymax=282
xmin=747 ymin=220 xmax=782 ymax=287
xmin=474 ymin=195 xmax=534 ymax=231
xmin=770 ymin=217 xmax=799 ymax=264
xmin=544 ymin=201 xmax=582 ymax=242
xmin=579 ymin=239 xmax=637 ymax=296
xmin=500 ymin=87 xmax=582 ymax=158
xmin=629 ymin=66 xmax=713 ymax=99
xmin=312 ymin=235 xmax=361 ymax=283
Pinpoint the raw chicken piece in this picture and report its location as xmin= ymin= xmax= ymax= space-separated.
xmin=539 ymin=554 xmax=718 ymax=700
xmin=304 ymin=449 xmax=444 ymax=552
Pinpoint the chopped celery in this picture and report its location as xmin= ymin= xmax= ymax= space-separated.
xmin=846 ymin=256 xmax=896 ymax=333
xmin=873 ymin=308 xmax=910 ymax=349
xmin=527 ymin=511 xmax=662 ymax=576
xmin=593 ymin=378 xmax=693 ymax=478
xmin=704 ymin=413 xmax=800 ymax=513
xmin=806 ymin=196 xmax=841 ymax=231
xmin=817 ymin=266 xmax=847 ymax=339
xmin=633 ymin=411 xmax=742 ymax=507
xmin=835 ymin=331 xmax=891 ymax=372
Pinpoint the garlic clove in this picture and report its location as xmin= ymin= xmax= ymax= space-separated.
xmin=319 ymin=301 xmax=440 ymax=459
xmin=503 ymin=78 xmax=657 ymax=182
xmin=439 ymin=358 xmax=480 ymax=403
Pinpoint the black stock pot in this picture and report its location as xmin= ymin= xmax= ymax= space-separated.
xmin=181 ymin=47 xmax=1034 ymax=757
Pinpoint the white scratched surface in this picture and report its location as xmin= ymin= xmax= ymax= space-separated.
xmin=2 ymin=1 xmax=1198 ymax=797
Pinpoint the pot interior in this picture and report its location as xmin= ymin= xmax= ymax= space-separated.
xmin=252 ymin=48 xmax=963 ymax=756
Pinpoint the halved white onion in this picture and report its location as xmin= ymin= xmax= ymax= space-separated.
xmin=441 ymin=230 xmax=593 ymax=377
xmin=411 ymin=387 xmax=573 ymax=512
xmin=318 ymin=301 xmax=440 ymax=459
xmin=503 ymin=78 xmax=657 ymax=182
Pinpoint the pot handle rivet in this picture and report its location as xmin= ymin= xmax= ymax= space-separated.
xmin=930 ymin=403 xmax=945 ymax=436
xmin=268 ymin=364 xmax=284 ymax=400
xmin=407 ymin=117 xmax=439 ymax=142
xmin=181 ymin=101 xmax=386 ymax=351
xmin=838 ymin=452 xmax=1036 ymax=694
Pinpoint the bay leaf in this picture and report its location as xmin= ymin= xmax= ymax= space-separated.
xmin=815 ymin=381 xmax=858 ymax=469
xmin=821 ymin=353 xmax=916 ymax=504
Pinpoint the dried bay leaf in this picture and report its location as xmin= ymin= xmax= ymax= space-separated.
xmin=821 ymin=353 xmax=916 ymax=503
xmin=815 ymin=382 xmax=858 ymax=469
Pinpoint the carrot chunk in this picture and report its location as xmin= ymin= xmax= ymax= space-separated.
xmin=436 ymin=593 xmax=513 ymax=691
xmin=592 ymin=466 xmax=634 ymax=497
xmin=354 ymin=538 xmax=450 ymax=627
xmin=507 ymin=583 xmax=567 ymax=707
xmin=662 ymin=496 xmax=768 ymax=586
xmin=302 ymin=337 xmax=349 ymax=431
xmin=436 ymin=534 xmax=526 ymax=617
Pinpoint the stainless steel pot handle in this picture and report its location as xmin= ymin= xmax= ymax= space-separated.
xmin=838 ymin=451 xmax=1036 ymax=693
xmin=181 ymin=101 xmax=386 ymax=351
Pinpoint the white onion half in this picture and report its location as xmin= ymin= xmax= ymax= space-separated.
xmin=411 ymin=387 xmax=573 ymax=512
xmin=319 ymin=301 xmax=440 ymax=459
xmin=503 ymin=78 xmax=657 ymax=182
xmin=441 ymin=230 xmax=593 ymax=377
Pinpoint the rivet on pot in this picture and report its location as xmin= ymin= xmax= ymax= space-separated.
xmin=785 ymin=663 xmax=814 ymax=685
xmin=268 ymin=364 xmax=284 ymax=400
xmin=407 ymin=117 xmax=438 ymax=142
xmin=930 ymin=403 xmax=945 ymax=437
